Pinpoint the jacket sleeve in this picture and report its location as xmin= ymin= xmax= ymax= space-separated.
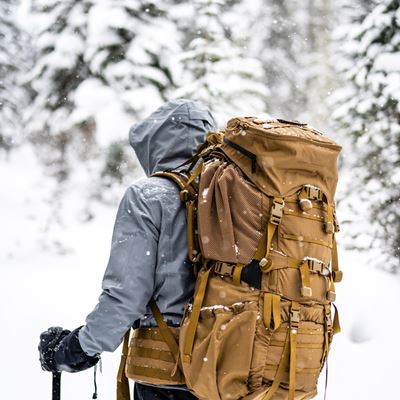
xmin=79 ymin=183 xmax=160 ymax=356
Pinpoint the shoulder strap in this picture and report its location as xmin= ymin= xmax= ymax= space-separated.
xmin=152 ymin=169 xmax=201 ymax=262
xmin=149 ymin=298 xmax=180 ymax=359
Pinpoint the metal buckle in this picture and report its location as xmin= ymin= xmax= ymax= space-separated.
xmin=270 ymin=198 xmax=285 ymax=225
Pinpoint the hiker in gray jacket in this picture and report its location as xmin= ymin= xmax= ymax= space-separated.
xmin=38 ymin=99 xmax=216 ymax=399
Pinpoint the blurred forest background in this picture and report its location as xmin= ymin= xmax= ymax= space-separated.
xmin=1 ymin=0 xmax=399 ymax=269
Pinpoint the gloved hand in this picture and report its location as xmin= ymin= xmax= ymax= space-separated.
xmin=39 ymin=326 xmax=71 ymax=372
xmin=39 ymin=326 xmax=99 ymax=373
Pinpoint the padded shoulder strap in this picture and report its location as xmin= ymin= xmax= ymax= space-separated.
xmin=152 ymin=170 xmax=201 ymax=262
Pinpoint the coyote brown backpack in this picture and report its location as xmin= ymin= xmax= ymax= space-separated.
xmin=117 ymin=117 xmax=342 ymax=400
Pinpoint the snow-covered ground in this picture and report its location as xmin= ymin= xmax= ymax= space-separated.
xmin=1 ymin=146 xmax=399 ymax=399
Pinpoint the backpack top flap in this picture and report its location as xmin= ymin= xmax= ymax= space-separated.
xmin=221 ymin=117 xmax=342 ymax=201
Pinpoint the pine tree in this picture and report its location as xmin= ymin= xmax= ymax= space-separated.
xmin=85 ymin=0 xmax=180 ymax=118
xmin=333 ymin=0 xmax=400 ymax=270
xmin=0 ymin=0 xmax=27 ymax=152
xmin=244 ymin=0 xmax=336 ymax=127
xmin=171 ymin=0 xmax=268 ymax=124
xmin=26 ymin=0 xmax=93 ymax=181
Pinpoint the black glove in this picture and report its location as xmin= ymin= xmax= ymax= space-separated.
xmin=39 ymin=326 xmax=71 ymax=372
xmin=39 ymin=326 xmax=99 ymax=373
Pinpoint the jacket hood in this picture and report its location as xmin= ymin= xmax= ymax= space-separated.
xmin=129 ymin=99 xmax=216 ymax=176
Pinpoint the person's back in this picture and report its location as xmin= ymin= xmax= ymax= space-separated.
xmin=38 ymin=99 xmax=216 ymax=399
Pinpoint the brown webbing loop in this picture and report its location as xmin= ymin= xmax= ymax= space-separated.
xmin=186 ymin=200 xmax=195 ymax=261
xmin=262 ymin=330 xmax=290 ymax=400
xmin=183 ymin=264 xmax=214 ymax=363
xmin=331 ymin=236 xmax=342 ymax=282
xmin=332 ymin=303 xmax=341 ymax=335
xmin=149 ymin=299 xmax=180 ymax=362
xmin=263 ymin=293 xmax=281 ymax=330
xmin=299 ymin=261 xmax=312 ymax=297
xmin=116 ymin=330 xmax=131 ymax=400
xmin=232 ymin=263 xmax=244 ymax=285
xmin=259 ymin=197 xmax=284 ymax=272
xmin=289 ymin=302 xmax=300 ymax=400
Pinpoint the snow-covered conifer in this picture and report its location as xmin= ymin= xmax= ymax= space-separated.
xmin=334 ymin=0 xmax=400 ymax=269
xmin=26 ymin=0 xmax=93 ymax=180
xmin=171 ymin=0 xmax=268 ymax=124
xmin=0 ymin=0 xmax=27 ymax=152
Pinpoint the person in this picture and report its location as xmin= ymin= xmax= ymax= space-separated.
xmin=38 ymin=99 xmax=217 ymax=400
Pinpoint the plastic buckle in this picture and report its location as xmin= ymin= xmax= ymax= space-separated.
xmin=270 ymin=198 xmax=285 ymax=225
xmin=324 ymin=309 xmax=332 ymax=332
xmin=290 ymin=308 xmax=300 ymax=330
xmin=308 ymin=259 xmax=323 ymax=274
xmin=214 ymin=262 xmax=234 ymax=277
xmin=305 ymin=185 xmax=321 ymax=200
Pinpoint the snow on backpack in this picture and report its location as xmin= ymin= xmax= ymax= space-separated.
xmin=117 ymin=117 xmax=342 ymax=400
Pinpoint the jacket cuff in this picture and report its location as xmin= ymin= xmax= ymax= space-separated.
xmin=54 ymin=326 xmax=99 ymax=373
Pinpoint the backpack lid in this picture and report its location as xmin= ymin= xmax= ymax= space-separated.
xmin=220 ymin=117 xmax=342 ymax=201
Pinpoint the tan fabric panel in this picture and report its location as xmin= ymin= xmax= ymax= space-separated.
xmin=198 ymin=159 xmax=264 ymax=264
xmin=180 ymin=300 xmax=259 ymax=400
xmin=221 ymin=117 xmax=341 ymax=201
xmin=179 ymin=275 xmax=329 ymax=399
xmin=126 ymin=327 xmax=185 ymax=386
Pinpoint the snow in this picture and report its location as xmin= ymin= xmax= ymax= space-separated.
xmin=1 ymin=145 xmax=399 ymax=399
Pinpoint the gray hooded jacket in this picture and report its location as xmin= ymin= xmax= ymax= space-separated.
xmin=79 ymin=100 xmax=216 ymax=356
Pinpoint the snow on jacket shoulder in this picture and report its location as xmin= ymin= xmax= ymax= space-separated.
xmin=79 ymin=99 xmax=216 ymax=356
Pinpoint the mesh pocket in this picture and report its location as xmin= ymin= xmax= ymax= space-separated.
xmin=198 ymin=159 xmax=264 ymax=264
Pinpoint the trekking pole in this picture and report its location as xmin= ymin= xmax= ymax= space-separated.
xmin=52 ymin=371 xmax=61 ymax=400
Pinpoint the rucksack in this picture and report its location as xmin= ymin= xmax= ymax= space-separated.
xmin=117 ymin=117 xmax=342 ymax=400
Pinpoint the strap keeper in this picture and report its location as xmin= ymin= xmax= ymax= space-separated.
xmin=327 ymin=290 xmax=336 ymax=302
xmin=324 ymin=221 xmax=334 ymax=234
xmin=332 ymin=270 xmax=343 ymax=282
xmin=180 ymin=189 xmax=190 ymax=202
xmin=259 ymin=257 xmax=272 ymax=272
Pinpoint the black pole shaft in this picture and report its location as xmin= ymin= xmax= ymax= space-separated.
xmin=52 ymin=372 xmax=61 ymax=400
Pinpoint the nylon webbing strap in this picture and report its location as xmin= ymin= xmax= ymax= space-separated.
xmin=289 ymin=302 xmax=300 ymax=400
xmin=263 ymin=293 xmax=281 ymax=330
xmin=232 ymin=263 xmax=244 ymax=285
xmin=183 ymin=265 xmax=213 ymax=363
xmin=116 ymin=330 xmax=131 ymax=400
xmin=129 ymin=364 xmax=183 ymax=382
xmin=331 ymin=236 xmax=342 ymax=282
xmin=149 ymin=299 xmax=179 ymax=361
xmin=260 ymin=198 xmax=284 ymax=272
xmin=132 ymin=347 xmax=175 ymax=363
xmin=332 ymin=303 xmax=341 ymax=335
xmin=262 ymin=330 xmax=290 ymax=400
xmin=186 ymin=200 xmax=195 ymax=261
xmin=299 ymin=261 xmax=312 ymax=297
